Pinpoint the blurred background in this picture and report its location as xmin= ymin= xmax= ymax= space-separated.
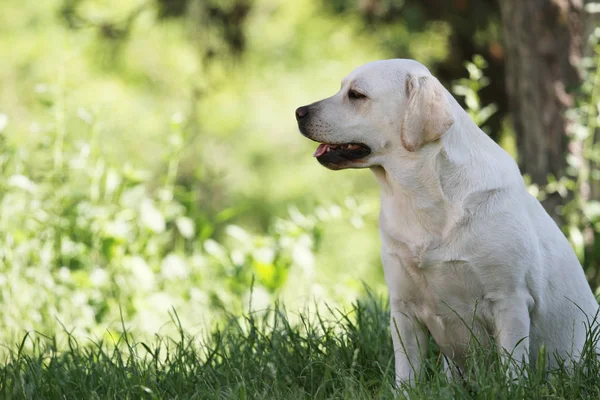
xmin=0 ymin=0 xmax=599 ymax=344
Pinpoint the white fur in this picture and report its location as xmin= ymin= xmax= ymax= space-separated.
xmin=297 ymin=59 xmax=599 ymax=385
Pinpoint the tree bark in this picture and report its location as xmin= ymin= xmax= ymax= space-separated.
xmin=498 ymin=0 xmax=585 ymax=223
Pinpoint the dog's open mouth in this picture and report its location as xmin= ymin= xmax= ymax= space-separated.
xmin=312 ymin=142 xmax=371 ymax=165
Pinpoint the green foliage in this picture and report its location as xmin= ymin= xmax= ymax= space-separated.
xmin=452 ymin=55 xmax=498 ymax=131
xmin=0 ymin=118 xmax=331 ymax=340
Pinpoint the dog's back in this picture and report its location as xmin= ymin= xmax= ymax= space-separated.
xmin=525 ymin=195 xmax=600 ymax=366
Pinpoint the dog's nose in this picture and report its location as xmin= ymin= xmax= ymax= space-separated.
xmin=295 ymin=106 xmax=309 ymax=120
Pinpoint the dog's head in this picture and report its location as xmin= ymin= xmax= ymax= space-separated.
xmin=295 ymin=59 xmax=454 ymax=170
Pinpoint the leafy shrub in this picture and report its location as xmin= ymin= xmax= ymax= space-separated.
xmin=0 ymin=112 xmax=369 ymax=344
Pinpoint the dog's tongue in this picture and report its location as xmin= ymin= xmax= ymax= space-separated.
xmin=313 ymin=144 xmax=329 ymax=157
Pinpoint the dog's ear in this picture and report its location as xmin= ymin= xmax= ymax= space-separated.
xmin=400 ymin=75 xmax=454 ymax=152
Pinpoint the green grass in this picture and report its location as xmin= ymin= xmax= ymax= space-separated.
xmin=1 ymin=294 xmax=599 ymax=399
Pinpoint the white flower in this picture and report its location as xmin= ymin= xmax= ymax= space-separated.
xmin=120 ymin=185 xmax=147 ymax=208
xmin=140 ymin=199 xmax=165 ymax=233
xmin=171 ymin=112 xmax=185 ymax=125
xmin=246 ymin=286 xmax=271 ymax=312
xmin=105 ymin=169 xmax=121 ymax=196
xmin=72 ymin=291 xmax=88 ymax=307
xmin=0 ymin=113 xmax=7 ymax=132
xmin=147 ymin=292 xmax=176 ymax=313
xmin=329 ymin=205 xmax=342 ymax=218
xmin=125 ymin=256 xmax=155 ymax=290
xmin=226 ymin=224 xmax=250 ymax=241
xmin=230 ymin=250 xmax=245 ymax=265
xmin=204 ymin=239 xmax=226 ymax=259
xmin=253 ymin=247 xmax=275 ymax=264
xmin=57 ymin=267 xmax=71 ymax=281
xmin=77 ymin=107 xmax=94 ymax=125
xmin=315 ymin=206 xmax=330 ymax=221
xmin=103 ymin=220 xmax=129 ymax=240
xmin=89 ymin=268 xmax=109 ymax=287
xmin=8 ymin=175 xmax=37 ymax=193
xmin=190 ymin=288 xmax=209 ymax=304
xmin=161 ymin=253 xmax=189 ymax=280
xmin=292 ymin=235 xmax=315 ymax=274
xmin=176 ymin=217 xmax=195 ymax=239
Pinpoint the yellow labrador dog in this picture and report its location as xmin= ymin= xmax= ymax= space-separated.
xmin=295 ymin=59 xmax=599 ymax=385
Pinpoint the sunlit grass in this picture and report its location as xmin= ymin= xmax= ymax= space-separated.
xmin=1 ymin=295 xmax=598 ymax=399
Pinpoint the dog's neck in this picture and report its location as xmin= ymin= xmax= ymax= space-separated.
xmin=371 ymin=155 xmax=454 ymax=244
xmin=370 ymin=93 xmax=520 ymax=245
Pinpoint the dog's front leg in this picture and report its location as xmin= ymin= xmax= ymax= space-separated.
xmin=381 ymin=247 xmax=428 ymax=388
xmin=390 ymin=304 xmax=428 ymax=387
xmin=492 ymin=295 xmax=532 ymax=378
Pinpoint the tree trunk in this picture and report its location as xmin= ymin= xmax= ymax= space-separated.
xmin=498 ymin=0 xmax=585 ymax=223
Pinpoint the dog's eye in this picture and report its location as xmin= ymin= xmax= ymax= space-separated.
xmin=348 ymin=89 xmax=367 ymax=100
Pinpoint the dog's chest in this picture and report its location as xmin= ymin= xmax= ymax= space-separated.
xmin=380 ymin=221 xmax=493 ymax=360
xmin=397 ymin=252 xmax=488 ymax=320
xmin=404 ymin=255 xmax=491 ymax=360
